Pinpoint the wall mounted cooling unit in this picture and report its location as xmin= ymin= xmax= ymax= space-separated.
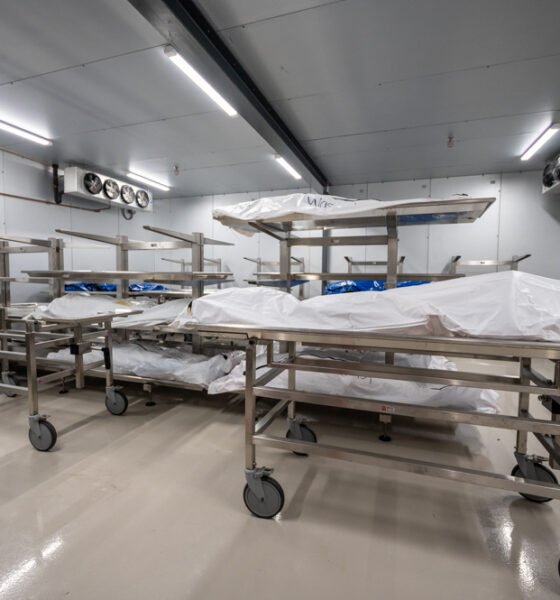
xmin=63 ymin=166 xmax=153 ymax=211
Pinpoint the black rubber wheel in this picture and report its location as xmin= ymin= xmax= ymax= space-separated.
xmin=105 ymin=390 xmax=128 ymax=416
xmin=286 ymin=423 xmax=317 ymax=456
xmin=243 ymin=476 xmax=285 ymax=519
xmin=511 ymin=463 xmax=558 ymax=503
xmin=28 ymin=421 xmax=57 ymax=452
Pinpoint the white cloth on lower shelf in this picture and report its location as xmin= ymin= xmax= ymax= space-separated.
xmin=208 ymin=349 xmax=498 ymax=413
xmin=47 ymin=341 xmax=244 ymax=389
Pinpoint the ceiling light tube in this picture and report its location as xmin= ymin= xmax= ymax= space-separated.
xmin=520 ymin=123 xmax=560 ymax=161
xmin=127 ymin=171 xmax=170 ymax=192
xmin=164 ymin=46 xmax=237 ymax=117
xmin=275 ymin=156 xmax=302 ymax=180
xmin=0 ymin=120 xmax=52 ymax=146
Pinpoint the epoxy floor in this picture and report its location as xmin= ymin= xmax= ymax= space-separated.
xmin=0 ymin=359 xmax=559 ymax=599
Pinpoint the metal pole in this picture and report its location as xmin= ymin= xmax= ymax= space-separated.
xmin=386 ymin=213 xmax=398 ymax=290
xmin=25 ymin=322 xmax=39 ymax=417
xmin=245 ymin=341 xmax=257 ymax=469
xmin=191 ymin=232 xmax=204 ymax=300
xmin=0 ymin=241 xmax=10 ymax=307
xmin=287 ymin=341 xmax=297 ymax=420
xmin=116 ymin=236 xmax=128 ymax=299
xmin=279 ymin=239 xmax=291 ymax=294
xmin=48 ymin=238 xmax=64 ymax=299
xmin=515 ymin=357 xmax=531 ymax=455
xmin=74 ymin=324 xmax=85 ymax=389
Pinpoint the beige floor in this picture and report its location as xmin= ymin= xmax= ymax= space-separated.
xmin=0 ymin=359 xmax=559 ymax=599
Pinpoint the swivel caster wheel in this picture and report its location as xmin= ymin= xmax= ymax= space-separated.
xmin=243 ymin=476 xmax=285 ymax=519
xmin=28 ymin=421 xmax=57 ymax=452
xmin=511 ymin=463 xmax=558 ymax=503
xmin=286 ymin=423 xmax=317 ymax=456
xmin=105 ymin=390 xmax=128 ymax=416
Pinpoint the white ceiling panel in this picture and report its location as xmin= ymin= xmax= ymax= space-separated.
xmin=201 ymin=0 xmax=341 ymax=30
xmin=220 ymin=0 xmax=560 ymax=101
xmin=271 ymin=55 xmax=560 ymax=143
xmin=162 ymin=159 xmax=305 ymax=197
xmin=205 ymin=0 xmax=560 ymax=184
xmin=2 ymin=0 xmax=560 ymax=196
xmin=0 ymin=47 xmax=236 ymax=140
xmin=0 ymin=0 xmax=164 ymax=84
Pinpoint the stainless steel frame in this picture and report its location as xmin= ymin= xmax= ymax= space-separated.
xmin=23 ymin=226 xmax=236 ymax=393
xmin=0 ymin=308 xmax=132 ymax=451
xmin=50 ymin=226 xmax=233 ymax=300
xmin=189 ymin=323 xmax=560 ymax=509
xmin=244 ymin=255 xmax=306 ymax=298
xmin=345 ymin=255 xmax=405 ymax=274
xmin=231 ymin=197 xmax=495 ymax=293
xmin=448 ymin=253 xmax=531 ymax=275
xmin=0 ymin=234 xmax=65 ymax=304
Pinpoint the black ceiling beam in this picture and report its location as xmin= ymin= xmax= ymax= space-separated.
xmin=128 ymin=0 xmax=329 ymax=193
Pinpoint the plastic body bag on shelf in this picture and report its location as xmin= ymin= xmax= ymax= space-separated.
xmin=324 ymin=279 xmax=430 ymax=294
xmin=174 ymin=271 xmax=560 ymax=342
xmin=212 ymin=193 xmax=473 ymax=236
xmin=208 ymin=349 xmax=498 ymax=413
xmin=48 ymin=341 xmax=244 ymax=388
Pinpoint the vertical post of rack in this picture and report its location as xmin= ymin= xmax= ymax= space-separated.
xmin=48 ymin=237 xmax=64 ymax=298
xmin=191 ymin=233 xmax=204 ymax=353
xmin=552 ymin=361 xmax=560 ymax=470
xmin=386 ymin=213 xmax=398 ymax=290
xmin=279 ymin=238 xmax=291 ymax=294
xmin=0 ymin=241 xmax=10 ymax=307
xmin=385 ymin=213 xmax=398 ymax=365
xmin=116 ymin=236 xmax=129 ymax=299
xmin=0 ymin=306 xmax=9 ymax=384
xmin=216 ymin=258 xmax=223 ymax=290
xmin=191 ymin=232 xmax=204 ymax=301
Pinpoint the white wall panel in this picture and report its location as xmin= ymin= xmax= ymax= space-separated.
xmin=428 ymin=175 xmax=501 ymax=273
xmin=499 ymin=172 xmax=560 ymax=279
xmin=212 ymin=192 xmax=260 ymax=287
xmin=366 ymin=180 xmax=432 ymax=275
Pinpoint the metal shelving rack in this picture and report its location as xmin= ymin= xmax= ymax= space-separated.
xmin=224 ymin=197 xmax=496 ymax=293
xmin=21 ymin=225 xmax=235 ymax=391
xmin=47 ymin=225 xmax=233 ymax=300
xmin=244 ymin=256 xmax=306 ymax=298
xmin=0 ymin=234 xmax=65 ymax=304
xmin=161 ymin=256 xmax=224 ymax=290
xmin=448 ymin=253 xmax=531 ymax=275
xmin=0 ymin=307 xmax=135 ymax=452
xmin=344 ymin=255 xmax=405 ymax=274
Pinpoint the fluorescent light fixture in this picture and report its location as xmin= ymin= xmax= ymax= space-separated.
xmin=275 ymin=156 xmax=302 ymax=180
xmin=164 ymin=46 xmax=237 ymax=117
xmin=0 ymin=120 xmax=52 ymax=146
xmin=127 ymin=171 xmax=170 ymax=192
xmin=520 ymin=123 xmax=560 ymax=161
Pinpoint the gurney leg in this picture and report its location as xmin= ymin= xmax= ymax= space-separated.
xmin=286 ymin=416 xmax=317 ymax=456
xmin=144 ymin=382 xmax=156 ymax=406
xmin=245 ymin=341 xmax=257 ymax=470
xmin=285 ymin=341 xmax=318 ymax=455
xmin=379 ymin=414 xmax=392 ymax=442
xmin=515 ymin=358 xmax=530 ymax=455
xmin=26 ymin=323 xmax=57 ymax=451
xmin=242 ymin=340 xmax=285 ymax=518
xmin=512 ymin=357 xmax=557 ymax=501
